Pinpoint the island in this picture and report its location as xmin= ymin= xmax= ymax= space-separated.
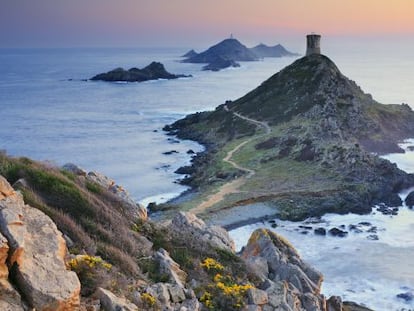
xmin=182 ymin=37 xmax=298 ymax=71
xmin=90 ymin=61 xmax=191 ymax=82
xmin=165 ymin=35 xmax=414 ymax=222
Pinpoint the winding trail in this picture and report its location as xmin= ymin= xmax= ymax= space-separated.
xmin=190 ymin=106 xmax=271 ymax=215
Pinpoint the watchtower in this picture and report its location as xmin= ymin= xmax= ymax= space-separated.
xmin=306 ymin=34 xmax=321 ymax=56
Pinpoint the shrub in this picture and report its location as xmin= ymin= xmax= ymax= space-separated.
xmin=68 ymin=255 xmax=112 ymax=296
xmin=199 ymin=258 xmax=253 ymax=311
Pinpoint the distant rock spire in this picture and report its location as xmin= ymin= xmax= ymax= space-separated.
xmin=306 ymin=34 xmax=321 ymax=56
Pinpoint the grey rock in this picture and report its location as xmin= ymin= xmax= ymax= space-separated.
xmin=155 ymin=248 xmax=187 ymax=288
xmin=170 ymin=212 xmax=235 ymax=251
xmin=247 ymin=287 xmax=268 ymax=305
xmin=95 ymin=287 xmax=138 ymax=311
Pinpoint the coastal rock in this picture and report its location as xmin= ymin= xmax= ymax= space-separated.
xmin=95 ymin=287 xmax=138 ymax=311
xmin=405 ymin=191 xmax=414 ymax=208
xmin=91 ymin=62 xmax=190 ymax=82
xmin=169 ymin=212 xmax=235 ymax=251
xmin=328 ymin=228 xmax=348 ymax=237
xmin=154 ymin=248 xmax=187 ymax=288
xmin=247 ymin=287 xmax=269 ymax=305
xmin=396 ymin=291 xmax=413 ymax=302
xmin=327 ymin=296 xmax=342 ymax=311
xmin=241 ymin=229 xmax=324 ymax=309
xmin=62 ymin=163 xmax=87 ymax=176
xmin=0 ymin=176 xmax=81 ymax=310
xmin=314 ymin=227 xmax=326 ymax=236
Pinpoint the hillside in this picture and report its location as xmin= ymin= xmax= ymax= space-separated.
xmin=0 ymin=153 xmax=371 ymax=310
xmin=164 ymin=54 xmax=414 ymax=220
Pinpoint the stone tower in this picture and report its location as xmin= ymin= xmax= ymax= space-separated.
xmin=306 ymin=34 xmax=321 ymax=56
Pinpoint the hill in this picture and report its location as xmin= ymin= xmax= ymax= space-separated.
xmin=164 ymin=54 xmax=414 ymax=220
xmin=251 ymin=43 xmax=299 ymax=58
xmin=182 ymin=38 xmax=298 ymax=71
xmin=0 ymin=153 xmax=370 ymax=310
xmin=91 ymin=61 xmax=190 ymax=82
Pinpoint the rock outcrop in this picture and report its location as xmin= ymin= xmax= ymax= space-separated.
xmin=155 ymin=248 xmax=187 ymax=288
xmin=90 ymin=62 xmax=190 ymax=82
xmin=0 ymin=175 xmax=81 ymax=310
xmin=241 ymin=228 xmax=325 ymax=310
xmin=169 ymin=212 xmax=235 ymax=251
xmin=95 ymin=287 xmax=138 ymax=311
xmin=62 ymin=163 xmax=147 ymax=220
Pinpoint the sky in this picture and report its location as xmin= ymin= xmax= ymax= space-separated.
xmin=1 ymin=0 xmax=414 ymax=48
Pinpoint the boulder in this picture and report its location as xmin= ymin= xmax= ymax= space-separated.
xmin=95 ymin=287 xmax=138 ymax=311
xmin=0 ymin=176 xmax=81 ymax=310
xmin=0 ymin=232 xmax=9 ymax=279
xmin=328 ymin=227 xmax=348 ymax=237
xmin=62 ymin=163 xmax=87 ymax=176
xmin=170 ymin=212 xmax=235 ymax=251
xmin=327 ymin=296 xmax=342 ymax=311
xmin=241 ymin=229 xmax=324 ymax=309
xmin=247 ymin=287 xmax=269 ymax=305
xmin=314 ymin=227 xmax=326 ymax=236
xmin=155 ymin=248 xmax=187 ymax=288
xmin=179 ymin=298 xmax=201 ymax=311
xmin=405 ymin=191 xmax=414 ymax=208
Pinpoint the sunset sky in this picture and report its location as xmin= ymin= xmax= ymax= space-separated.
xmin=1 ymin=0 xmax=414 ymax=48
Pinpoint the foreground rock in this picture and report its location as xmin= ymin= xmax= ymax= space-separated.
xmin=90 ymin=61 xmax=190 ymax=82
xmin=0 ymin=175 xmax=80 ymax=310
xmin=169 ymin=212 xmax=235 ymax=251
xmin=242 ymin=228 xmax=325 ymax=309
xmin=95 ymin=287 xmax=138 ymax=311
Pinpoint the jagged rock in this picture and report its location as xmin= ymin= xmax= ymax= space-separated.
xmin=247 ymin=287 xmax=268 ymax=305
xmin=0 ymin=176 xmax=81 ymax=311
xmin=314 ymin=227 xmax=326 ymax=236
xmin=396 ymin=291 xmax=413 ymax=302
xmin=241 ymin=229 xmax=324 ymax=309
xmin=0 ymin=232 xmax=9 ymax=279
xmin=95 ymin=287 xmax=138 ymax=311
xmin=155 ymin=248 xmax=187 ymax=287
xmin=62 ymin=163 xmax=87 ymax=176
xmin=327 ymin=296 xmax=342 ymax=311
xmin=167 ymin=284 xmax=186 ymax=303
xmin=328 ymin=227 xmax=348 ymax=237
xmin=170 ymin=212 xmax=235 ymax=251
xmin=147 ymin=283 xmax=170 ymax=305
xmin=0 ymin=233 xmax=24 ymax=311
xmin=405 ymin=191 xmax=414 ymax=208
xmin=179 ymin=298 xmax=201 ymax=311
xmin=0 ymin=176 xmax=16 ymax=200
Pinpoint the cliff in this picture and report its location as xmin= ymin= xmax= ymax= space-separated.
xmin=164 ymin=54 xmax=414 ymax=220
xmin=90 ymin=61 xmax=190 ymax=82
xmin=0 ymin=154 xmax=372 ymax=310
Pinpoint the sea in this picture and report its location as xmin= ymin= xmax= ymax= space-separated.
xmin=1 ymin=37 xmax=414 ymax=310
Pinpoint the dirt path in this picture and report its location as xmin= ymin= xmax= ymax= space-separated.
xmin=190 ymin=106 xmax=271 ymax=215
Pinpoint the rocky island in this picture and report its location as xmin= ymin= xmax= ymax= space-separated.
xmin=182 ymin=37 xmax=297 ymax=71
xmin=165 ymin=34 xmax=414 ymax=222
xmin=90 ymin=61 xmax=191 ymax=82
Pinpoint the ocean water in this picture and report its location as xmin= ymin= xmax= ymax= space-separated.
xmin=1 ymin=39 xmax=414 ymax=309
xmin=230 ymin=142 xmax=414 ymax=311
